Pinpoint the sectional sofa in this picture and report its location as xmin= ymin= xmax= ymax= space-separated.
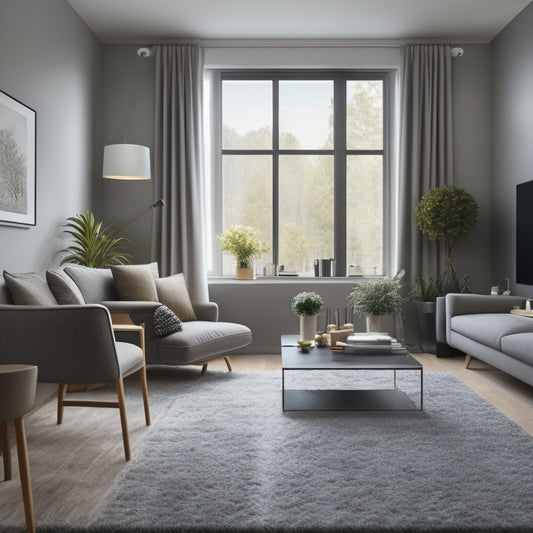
xmin=445 ymin=293 xmax=533 ymax=386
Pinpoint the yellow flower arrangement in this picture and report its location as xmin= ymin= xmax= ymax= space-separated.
xmin=218 ymin=225 xmax=269 ymax=268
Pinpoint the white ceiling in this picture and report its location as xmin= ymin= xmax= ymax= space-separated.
xmin=66 ymin=0 xmax=532 ymax=44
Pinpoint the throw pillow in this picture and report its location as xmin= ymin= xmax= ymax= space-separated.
xmin=154 ymin=273 xmax=197 ymax=322
xmin=153 ymin=304 xmax=183 ymax=336
xmin=111 ymin=265 xmax=158 ymax=301
xmin=64 ymin=265 xmax=118 ymax=302
xmin=3 ymin=271 xmax=58 ymax=305
xmin=46 ymin=270 xmax=85 ymax=304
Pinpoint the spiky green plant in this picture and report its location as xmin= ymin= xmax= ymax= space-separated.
xmin=60 ymin=211 xmax=131 ymax=268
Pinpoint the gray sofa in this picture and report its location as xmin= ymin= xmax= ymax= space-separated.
xmin=1 ymin=265 xmax=252 ymax=371
xmin=445 ymin=293 xmax=533 ymax=386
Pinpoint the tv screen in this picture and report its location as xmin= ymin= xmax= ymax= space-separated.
xmin=516 ymin=180 xmax=533 ymax=285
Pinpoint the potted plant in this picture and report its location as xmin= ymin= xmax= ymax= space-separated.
xmin=218 ymin=225 xmax=269 ymax=279
xmin=414 ymin=185 xmax=478 ymax=354
xmin=291 ymin=291 xmax=324 ymax=343
xmin=348 ymin=271 xmax=405 ymax=332
xmin=60 ymin=211 xmax=131 ymax=267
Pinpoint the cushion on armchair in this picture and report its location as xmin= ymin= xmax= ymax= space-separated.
xmin=3 ymin=271 xmax=58 ymax=305
xmin=111 ymin=265 xmax=158 ymax=301
xmin=46 ymin=270 xmax=85 ymax=304
xmin=155 ymin=273 xmax=197 ymax=322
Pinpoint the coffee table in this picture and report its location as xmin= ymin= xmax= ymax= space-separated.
xmin=281 ymin=334 xmax=423 ymax=412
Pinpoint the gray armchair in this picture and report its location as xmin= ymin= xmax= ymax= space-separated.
xmin=0 ymin=304 xmax=150 ymax=462
xmin=63 ymin=265 xmax=252 ymax=373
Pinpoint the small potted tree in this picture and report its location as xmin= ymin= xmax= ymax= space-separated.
xmin=292 ymin=291 xmax=324 ymax=345
xmin=348 ymin=271 xmax=405 ymax=332
xmin=218 ymin=225 xmax=269 ymax=279
xmin=414 ymin=185 xmax=478 ymax=354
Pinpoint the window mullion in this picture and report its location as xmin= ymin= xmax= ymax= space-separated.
xmin=273 ymin=79 xmax=279 ymax=268
xmin=334 ymin=79 xmax=347 ymax=277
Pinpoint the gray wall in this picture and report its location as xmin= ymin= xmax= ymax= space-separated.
xmin=101 ymin=45 xmax=155 ymax=263
xmin=452 ymin=45 xmax=492 ymax=294
xmin=491 ymin=2 xmax=533 ymax=298
xmin=0 ymin=0 xmax=102 ymax=273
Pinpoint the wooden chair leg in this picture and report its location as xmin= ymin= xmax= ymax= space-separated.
xmin=1 ymin=420 xmax=11 ymax=481
xmin=201 ymin=363 xmax=208 ymax=376
xmin=465 ymin=354 xmax=472 ymax=369
xmin=14 ymin=417 xmax=35 ymax=533
xmin=115 ymin=378 xmax=131 ymax=462
xmin=57 ymin=384 xmax=68 ymax=425
xmin=139 ymin=367 xmax=151 ymax=427
xmin=224 ymin=356 xmax=233 ymax=372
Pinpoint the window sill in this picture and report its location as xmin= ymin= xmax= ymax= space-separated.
xmin=208 ymin=276 xmax=379 ymax=285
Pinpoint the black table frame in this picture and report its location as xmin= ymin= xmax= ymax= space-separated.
xmin=281 ymin=334 xmax=423 ymax=412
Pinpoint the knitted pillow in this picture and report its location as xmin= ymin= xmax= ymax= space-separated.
xmin=153 ymin=305 xmax=183 ymax=336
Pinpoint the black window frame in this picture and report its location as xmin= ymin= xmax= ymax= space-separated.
xmin=209 ymin=69 xmax=392 ymax=277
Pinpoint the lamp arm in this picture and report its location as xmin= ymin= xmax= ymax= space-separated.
xmin=108 ymin=199 xmax=164 ymax=237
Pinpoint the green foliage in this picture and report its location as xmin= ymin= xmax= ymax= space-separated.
xmin=218 ymin=225 xmax=269 ymax=268
xmin=415 ymin=185 xmax=478 ymax=270
xmin=291 ymin=291 xmax=324 ymax=316
xmin=412 ymin=268 xmax=472 ymax=302
xmin=348 ymin=271 xmax=405 ymax=316
xmin=60 ymin=211 xmax=131 ymax=268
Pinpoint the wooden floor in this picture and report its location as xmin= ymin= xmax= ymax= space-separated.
xmin=208 ymin=351 xmax=533 ymax=437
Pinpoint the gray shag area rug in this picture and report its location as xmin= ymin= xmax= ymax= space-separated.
xmin=86 ymin=368 xmax=533 ymax=533
xmin=3 ymin=368 xmax=533 ymax=533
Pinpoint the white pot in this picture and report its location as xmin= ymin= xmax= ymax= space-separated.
xmin=366 ymin=314 xmax=382 ymax=332
xmin=299 ymin=315 xmax=317 ymax=343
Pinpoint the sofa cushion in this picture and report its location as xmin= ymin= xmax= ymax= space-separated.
xmin=451 ymin=313 xmax=533 ymax=351
xmin=64 ymin=265 xmax=118 ymax=302
xmin=155 ymin=273 xmax=197 ymax=322
xmin=157 ymin=320 xmax=251 ymax=365
xmin=111 ymin=265 xmax=158 ymax=301
xmin=153 ymin=305 xmax=183 ymax=336
xmin=46 ymin=270 xmax=85 ymax=305
xmin=3 ymin=271 xmax=58 ymax=305
xmin=501 ymin=333 xmax=533 ymax=366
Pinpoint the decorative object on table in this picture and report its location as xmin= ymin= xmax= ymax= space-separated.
xmin=348 ymin=270 xmax=405 ymax=333
xmin=297 ymin=340 xmax=313 ymax=353
xmin=0 ymin=90 xmax=36 ymax=227
xmin=60 ymin=211 xmax=132 ymax=268
xmin=217 ymin=225 xmax=269 ymax=280
xmin=291 ymin=291 xmax=324 ymax=343
xmin=337 ymin=333 xmax=408 ymax=355
xmin=328 ymin=323 xmax=355 ymax=348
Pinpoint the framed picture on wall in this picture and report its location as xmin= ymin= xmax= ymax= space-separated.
xmin=0 ymin=90 xmax=36 ymax=226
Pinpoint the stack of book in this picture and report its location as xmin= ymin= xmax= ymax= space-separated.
xmin=336 ymin=333 xmax=408 ymax=355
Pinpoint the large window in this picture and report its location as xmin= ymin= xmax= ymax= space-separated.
xmin=209 ymin=70 xmax=391 ymax=277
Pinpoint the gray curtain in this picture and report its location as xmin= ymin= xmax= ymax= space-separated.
xmin=397 ymin=44 xmax=454 ymax=347
xmin=152 ymin=44 xmax=208 ymax=303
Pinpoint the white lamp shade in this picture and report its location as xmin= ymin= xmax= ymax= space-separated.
xmin=103 ymin=144 xmax=151 ymax=180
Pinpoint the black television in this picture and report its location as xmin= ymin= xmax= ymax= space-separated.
xmin=516 ymin=180 xmax=533 ymax=285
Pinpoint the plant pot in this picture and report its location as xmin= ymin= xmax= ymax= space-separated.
xmin=414 ymin=300 xmax=436 ymax=354
xmin=299 ymin=315 xmax=317 ymax=343
xmin=235 ymin=266 xmax=254 ymax=280
xmin=366 ymin=315 xmax=382 ymax=332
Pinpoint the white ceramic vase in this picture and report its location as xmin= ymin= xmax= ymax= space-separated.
xmin=365 ymin=314 xmax=382 ymax=333
xmin=299 ymin=314 xmax=317 ymax=343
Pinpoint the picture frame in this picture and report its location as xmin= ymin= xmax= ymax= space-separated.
xmin=0 ymin=90 xmax=36 ymax=226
